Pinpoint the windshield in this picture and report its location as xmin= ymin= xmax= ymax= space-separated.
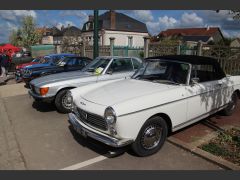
xmin=132 ymin=60 xmax=190 ymax=85
xmin=32 ymin=58 xmax=41 ymax=63
xmin=39 ymin=56 xmax=50 ymax=64
xmin=82 ymin=57 xmax=111 ymax=74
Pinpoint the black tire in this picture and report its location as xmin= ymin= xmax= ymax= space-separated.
xmin=55 ymin=89 xmax=72 ymax=113
xmin=131 ymin=116 xmax=168 ymax=157
xmin=222 ymin=92 xmax=238 ymax=116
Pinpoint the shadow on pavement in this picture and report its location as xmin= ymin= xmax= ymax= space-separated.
xmin=32 ymin=101 xmax=57 ymax=112
xmin=68 ymin=124 xmax=129 ymax=158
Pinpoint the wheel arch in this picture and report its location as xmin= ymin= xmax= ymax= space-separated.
xmin=234 ymin=89 xmax=240 ymax=99
xmin=55 ymin=86 xmax=76 ymax=100
xmin=149 ymin=113 xmax=173 ymax=135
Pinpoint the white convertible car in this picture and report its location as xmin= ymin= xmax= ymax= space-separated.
xmin=67 ymin=55 xmax=240 ymax=156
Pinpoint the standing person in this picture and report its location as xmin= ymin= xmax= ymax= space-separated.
xmin=0 ymin=52 xmax=7 ymax=82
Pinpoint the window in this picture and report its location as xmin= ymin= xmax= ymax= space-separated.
xmin=132 ymin=58 xmax=142 ymax=70
xmin=109 ymin=58 xmax=133 ymax=73
xmin=191 ymin=64 xmax=222 ymax=82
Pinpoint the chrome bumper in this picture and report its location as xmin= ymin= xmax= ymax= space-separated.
xmin=68 ymin=113 xmax=133 ymax=147
xmin=28 ymin=90 xmax=54 ymax=102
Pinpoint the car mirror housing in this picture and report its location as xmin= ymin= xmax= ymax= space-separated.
xmin=191 ymin=77 xmax=200 ymax=85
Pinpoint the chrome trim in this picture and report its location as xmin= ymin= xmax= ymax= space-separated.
xmin=117 ymin=86 xmax=229 ymax=117
xmin=172 ymin=104 xmax=228 ymax=130
xmin=68 ymin=113 xmax=133 ymax=147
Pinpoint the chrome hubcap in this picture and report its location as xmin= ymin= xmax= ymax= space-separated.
xmin=141 ymin=125 xmax=162 ymax=150
xmin=62 ymin=95 xmax=72 ymax=109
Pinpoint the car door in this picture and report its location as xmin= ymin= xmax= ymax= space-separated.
xmin=186 ymin=64 xmax=216 ymax=121
xmin=97 ymin=58 xmax=135 ymax=82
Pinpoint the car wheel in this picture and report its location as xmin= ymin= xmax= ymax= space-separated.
xmin=131 ymin=116 xmax=168 ymax=157
xmin=222 ymin=92 xmax=238 ymax=116
xmin=55 ymin=89 xmax=72 ymax=113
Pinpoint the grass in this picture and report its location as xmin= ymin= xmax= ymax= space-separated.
xmin=199 ymin=128 xmax=240 ymax=165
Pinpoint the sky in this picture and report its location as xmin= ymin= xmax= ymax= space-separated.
xmin=0 ymin=10 xmax=240 ymax=43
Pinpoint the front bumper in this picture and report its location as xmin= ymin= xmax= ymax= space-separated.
xmin=68 ymin=113 xmax=133 ymax=147
xmin=28 ymin=90 xmax=55 ymax=103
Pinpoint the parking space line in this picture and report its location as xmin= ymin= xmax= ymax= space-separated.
xmin=60 ymin=155 xmax=108 ymax=170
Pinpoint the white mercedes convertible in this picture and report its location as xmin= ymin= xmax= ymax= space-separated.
xmin=67 ymin=55 xmax=240 ymax=156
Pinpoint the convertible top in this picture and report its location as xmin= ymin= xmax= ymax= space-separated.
xmin=146 ymin=55 xmax=219 ymax=65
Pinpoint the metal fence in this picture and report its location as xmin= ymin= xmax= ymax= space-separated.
xmin=85 ymin=45 xmax=111 ymax=59
xmin=113 ymin=46 xmax=144 ymax=58
xmin=148 ymin=42 xmax=240 ymax=75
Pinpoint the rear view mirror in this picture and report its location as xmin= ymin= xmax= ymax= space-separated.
xmin=191 ymin=77 xmax=200 ymax=85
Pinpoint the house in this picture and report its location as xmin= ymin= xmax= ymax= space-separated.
xmin=230 ymin=38 xmax=240 ymax=47
xmin=157 ymin=27 xmax=224 ymax=44
xmin=40 ymin=25 xmax=82 ymax=45
xmin=81 ymin=10 xmax=149 ymax=47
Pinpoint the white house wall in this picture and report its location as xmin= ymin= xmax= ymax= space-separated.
xmin=103 ymin=30 xmax=148 ymax=47
xmin=82 ymin=30 xmax=148 ymax=47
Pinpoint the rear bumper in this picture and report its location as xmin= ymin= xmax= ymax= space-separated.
xmin=28 ymin=90 xmax=55 ymax=103
xmin=68 ymin=113 xmax=133 ymax=148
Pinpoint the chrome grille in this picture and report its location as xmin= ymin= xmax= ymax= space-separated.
xmin=75 ymin=107 xmax=107 ymax=131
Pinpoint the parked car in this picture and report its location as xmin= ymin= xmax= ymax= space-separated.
xmin=15 ymin=56 xmax=44 ymax=82
xmin=28 ymin=56 xmax=143 ymax=113
xmin=67 ymin=55 xmax=240 ymax=157
xmin=22 ymin=53 xmax=75 ymax=86
xmin=22 ymin=56 xmax=92 ymax=85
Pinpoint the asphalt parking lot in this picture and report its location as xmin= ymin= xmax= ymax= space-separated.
xmin=0 ymin=84 xmax=223 ymax=170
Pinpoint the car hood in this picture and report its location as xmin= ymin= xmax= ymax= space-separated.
xmin=31 ymin=70 xmax=95 ymax=86
xmin=81 ymin=79 xmax=178 ymax=106
xmin=25 ymin=63 xmax=51 ymax=69
xmin=17 ymin=62 xmax=38 ymax=69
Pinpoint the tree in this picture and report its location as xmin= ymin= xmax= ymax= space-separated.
xmin=9 ymin=29 xmax=22 ymax=46
xmin=20 ymin=16 xmax=41 ymax=48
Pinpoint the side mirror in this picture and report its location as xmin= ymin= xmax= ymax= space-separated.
xmin=191 ymin=77 xmax=200 ymax=85
xmin=106 ymin=70 xmax=113 ymax=75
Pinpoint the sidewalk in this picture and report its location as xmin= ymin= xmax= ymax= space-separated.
xmin=0 ymin=84 xmax=27 ymax=170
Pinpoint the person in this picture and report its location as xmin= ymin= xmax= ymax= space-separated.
xmin=0 ymin=53 xmax=7 ymax=83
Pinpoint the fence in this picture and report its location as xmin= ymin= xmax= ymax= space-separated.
xmin=85 ymin=45 xmax=111 ymax=59
xmin=113 ymin=46 xmax=144 ymax=58
xmin=146 ymin=39 xmax=240 ymax=75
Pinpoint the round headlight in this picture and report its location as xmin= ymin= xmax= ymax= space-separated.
xmin=104 ymin=107 xmax=116 ymax=125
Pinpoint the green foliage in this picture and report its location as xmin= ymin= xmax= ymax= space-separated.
xmin=202 ymin=143 xmax=231 ymax=157
xmin=8 ymin=16 xmax=41 ymax=48
xmin=139 ymin=51 xmax=144 ymax=59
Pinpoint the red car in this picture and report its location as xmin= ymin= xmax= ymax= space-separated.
xmin=15 ymin=57 xmax=42 ymax=70
xmin=15 ymin=57 xmax=44 ymax=82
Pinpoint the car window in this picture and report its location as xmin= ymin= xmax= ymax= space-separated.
xmin=66 ymin=58 xmax=76 ymax=66
xmin=109 ymin=58 xmax=133 ymax=73
xmin=191 ymin=64 xmax=221 ymax=82
xmin=132 ymin=58 xmax=142 ymax=70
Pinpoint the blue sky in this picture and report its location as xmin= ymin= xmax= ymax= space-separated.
xmin=0 ymin=10 xmax=240 ymax=43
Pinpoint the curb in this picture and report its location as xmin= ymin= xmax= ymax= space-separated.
xmin=0 ymin=98 xmax=27 ymax=170
xmin=167 ymin=136 xmax=240 ymax=170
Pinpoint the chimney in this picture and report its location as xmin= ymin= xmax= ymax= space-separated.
xmin=206 ymin=26 xmax=210 ymax=31
xmin=110 ymin=10 xmax=116 ymax=30
xmin=88 ymin=15 xmax=94 ymax=22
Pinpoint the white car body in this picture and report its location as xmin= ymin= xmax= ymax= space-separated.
xmin=68 ymin=56 xmax=240 ymax=150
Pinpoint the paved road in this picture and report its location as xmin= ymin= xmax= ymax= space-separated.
xmin=0 ymin=84 xmax=223 ymax=170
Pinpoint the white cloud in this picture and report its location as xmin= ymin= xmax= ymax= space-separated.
xmin=56 ymin=21 xmax=76 ymax=30
xmin=0 ymin=10 xmax=37 ymax=23
xmin=180 ymin=12 xmax=203 ymax=27
xmin=159 ymin=16 xmax=178 ymax=28
xmin=131 ymin=10 xmax=154 ymax=22
xmin=60 ymin=10 xmax=88 ymax=22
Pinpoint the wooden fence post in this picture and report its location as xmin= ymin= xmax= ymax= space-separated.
xmin=197 ymin=41 xmax=203 ymax=56
xmin=110 ymin=37 xmax=115 ymax=56
xmin=143 ymin=36 xmax=150 ymax=58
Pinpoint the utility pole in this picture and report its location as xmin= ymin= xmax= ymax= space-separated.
xmin=93 ymin=10 xmax=99 ymax=59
